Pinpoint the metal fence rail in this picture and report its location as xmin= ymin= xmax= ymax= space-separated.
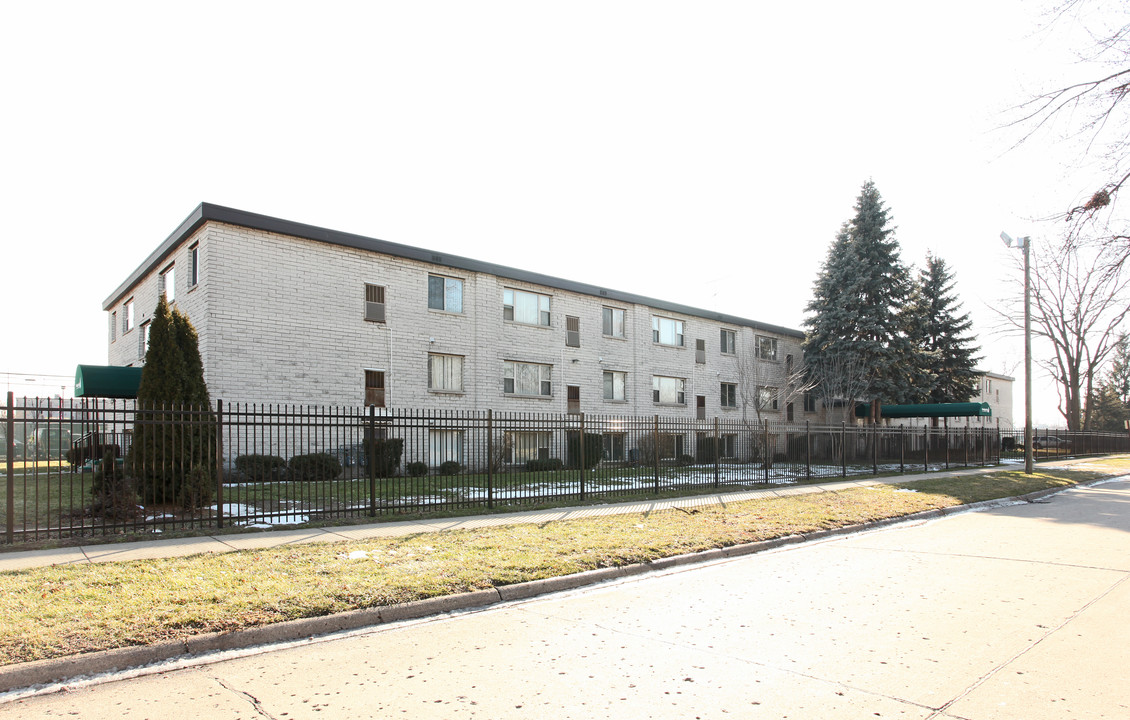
xmin=5 ymin=393 xmax=1129 ymax=544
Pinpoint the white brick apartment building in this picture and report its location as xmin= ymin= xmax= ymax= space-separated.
xmin=104 ymin=204 xmax=810 ymax=423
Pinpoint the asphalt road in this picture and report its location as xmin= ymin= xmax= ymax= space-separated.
xmin=4 ymin=478 xmax=1129 ymax=719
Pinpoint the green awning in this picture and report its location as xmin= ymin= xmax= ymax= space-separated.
xmin=855 ymin=402 xmax=991 ymax=419
xmin=75 ymin=365 xmax=143 ymax=399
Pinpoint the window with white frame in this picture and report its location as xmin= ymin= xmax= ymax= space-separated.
xmin=364 ymin=284 xmax=386 ymax=323
xmin=508 ymin=431 xmax=551 ymax=463
xmin=428 ymin=274 xmax=463 ymax=313
xmin=504 ymin=361 xmax=552 ymax=396
xmin=429 ymin=430 xmax=463 ymax=465
xmin=804 ymin=392 xmax=817 ymax=412
xmin=720 ymin=329 xmax=736 ymax=355
xmin=160 ymin=265 xmax=175 ymax=303
xmin=189 ymin=243 xmax=200 ymax=287
xmin=428 ymin=354 xmax=464 ymax=392
xmin=602 ymin=307 xmax=625 ymax=338
xmin=503 ymin=288 xmax=550 ymax=326
xmin=138 ymin=320 xmax=150 ymax=360
xmin=365 ymin=370 xmax=386 ymax=407
xmin=124 ymin=299 xmax=135 ymax=333
xmin=652 ymin=316 xmax=684 ymax=347
xmin=603 ymin=370 xmax=626 ymax=401
xmin=756 ymin=335 xmax=778 ymax=361
xmin=652 ymin=375 xmax=686 ymax=405
xmin=758 ymin=386 xmax=779 ymax=410
xmin=721 ymin=382 xmax=737 ymax=408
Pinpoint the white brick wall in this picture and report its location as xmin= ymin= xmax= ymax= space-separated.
xmin=107 ymin=220 xmax=810 ymax=421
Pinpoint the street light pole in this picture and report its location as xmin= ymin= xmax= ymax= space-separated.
xmin=1001 ymin=232 xmax=1034 ymax=474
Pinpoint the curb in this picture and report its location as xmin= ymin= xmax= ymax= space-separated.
xmin=0 ymin=477 xmax=1115 ymax=695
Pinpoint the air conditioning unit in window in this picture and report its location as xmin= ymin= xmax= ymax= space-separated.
xmin=365 ymin=301 xmax=386 ymax=323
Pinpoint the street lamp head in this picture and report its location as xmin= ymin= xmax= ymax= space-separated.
xmin=1000 ymin=231 xmax=1014 ymax=248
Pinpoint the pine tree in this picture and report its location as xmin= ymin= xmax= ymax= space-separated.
xmin=127 ymin=297 xmax=213 ymax=507
xmin=905 ymin=253 xmax=980 ymax=404
xmin=804 ymin=180 xmax=919 ymax=413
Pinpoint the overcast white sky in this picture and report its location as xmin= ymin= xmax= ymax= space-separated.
xmin=0 ymin=0 xmax=1115 ymax=425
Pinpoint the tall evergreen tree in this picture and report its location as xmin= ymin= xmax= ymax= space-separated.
xmin=127 ymin=297 xmax=213 ymax=507
xmin=804 ymin=180 xmax=920 ymax=411
xmin=905 ymin=253 xmax=980 ymax=403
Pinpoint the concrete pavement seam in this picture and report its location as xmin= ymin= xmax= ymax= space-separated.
xmin=0 ymin=474 xmax=1121 ymax=697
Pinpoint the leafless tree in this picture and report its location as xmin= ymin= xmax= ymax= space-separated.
xmin=804 ymin=355 xmax=873 ymax=424
xmin=997 ymin=236 xmax=1130 ymax=429
xmin=1009 ymin=1 xmax=1130 ymax=268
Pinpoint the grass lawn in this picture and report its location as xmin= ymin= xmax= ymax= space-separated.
xmin=0 ymin=459 xmax=1125 ymax=666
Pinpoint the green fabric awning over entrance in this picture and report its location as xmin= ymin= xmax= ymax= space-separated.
xmin=74 ymin=365 xmax=143 ymax=399
xmin=855 ymin=402 xmax=992 ymax=419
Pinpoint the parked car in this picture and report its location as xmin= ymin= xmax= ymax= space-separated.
xmin=1032 ymin=436 xmax=1072 ymax=452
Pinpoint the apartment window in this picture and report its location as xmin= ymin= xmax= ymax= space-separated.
xmin=567 ymin=385 xmax=581 ymax=414
xmin=785 ymin=354 xmax=794 ymax=376
xmin=721 ymin=382 xmax=737 ymax=408
xmin=428 ymin=354 xmax=464 ymax=392
xmin=652 ymin=375 xmax=686 ymax=405
xmin=756 ymin=336 xmax=778 ymax=361
xmin=695 ymin=339 xmax=706 ymax=364
xmin=758 ymin=386 xmax=779 ymax=411
xmin=429 ymin=430 xmax=463 ymax=465
xmin=652 ymin=317 xmax=684 ymax=347
xmin=189 ymin=243 xmax=200 ymax=287
xmin=721 ymin=434 xmax=736 ymax=458
xmin=603 ymin=370 xmax=626 ymax=401
xmin=603 ymin=433 xmax=626 ymax=462
xmin=504 ymin=361 xmax=552 ymax=396
xmin=503 ymin=288 xmax=550 ymax=326
xmin=658 ymin=434 xmax=685 ymax=459
xmin=365 ymin=370 xmax=386 ymax=407
xmin=365 ymin=284 xmax=386 ymax=323
xmin=110 ymin=312 xmax=117 ymax=342
xmin=428 ymin=275 xmax=463 ymax=313
xmin=124 ymin=299 xmax=135 ymax=333
xmin=720 ymin=329 xmax=736 ymax=355
xmin=602 ymin=307 xmax=625 ymax=338
xmin=138 ymin=320 xmax=150 ymax=360
xmin=565 ymin=316 xmax=580 ymax=347
xmin=508 ymin=431 xmax=551 ymax=463
xmin=787 ymin=402 xmax=795 ymax=422
xmin=160 ymin=265 xmax=175 ymax=303
xmin=804 ymin=392 xmax=817 ymax=413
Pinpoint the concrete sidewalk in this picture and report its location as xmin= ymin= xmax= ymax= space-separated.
xmin=0 ymin=460 xmax=1083 ymax=572
xmin=4 ymin=465 xmax=1129 ymax=718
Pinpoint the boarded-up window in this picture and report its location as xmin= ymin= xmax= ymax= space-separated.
xmin=567 ymin=385 xmax=580 ymax=414
xmin=695 ymin=338 xmax=706 ymax=364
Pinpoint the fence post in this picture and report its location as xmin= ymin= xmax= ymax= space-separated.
xmin=899 ymin=424 xmax=905 ymax=473
xmin=764 ymin=419 xmax=770 ymax=482
xmin=579 ymin=412 xmax=586 ymax=501
xmin=944 ymin=417 xmax=950 ymax=469
xmin=964 ymin=425 xmax=970 ymax=467
xmin=871 ymin=423 xmax=878 ymax=475
xmin=805 ymin=420 xmax=811 ymax=480
xmin=653 ymin=415 xmax=661 ymax=495
xmin=923 ymin=424 xmax=929 ymax=472
xmin=214 ymin=399 xmax=224 ymax=530
xmin=487 ymin=409 xmax=494 ymax=509
xmin=368 ymin=404 xmax=377 ymax=517
xmin=713 ymin=416 xmax=720 ymax=489
xmin=840 ymin=421 xmax=846 ymax=478
xmin=6 ymin=392 xmax=13 ymax=543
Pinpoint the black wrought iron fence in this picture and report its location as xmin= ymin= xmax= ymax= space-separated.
xmin=4 ymin=393 xmax=1129 ymax=544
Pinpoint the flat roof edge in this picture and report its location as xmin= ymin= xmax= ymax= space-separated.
xmin=103 ymin=203 xmax=805 ymax=338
